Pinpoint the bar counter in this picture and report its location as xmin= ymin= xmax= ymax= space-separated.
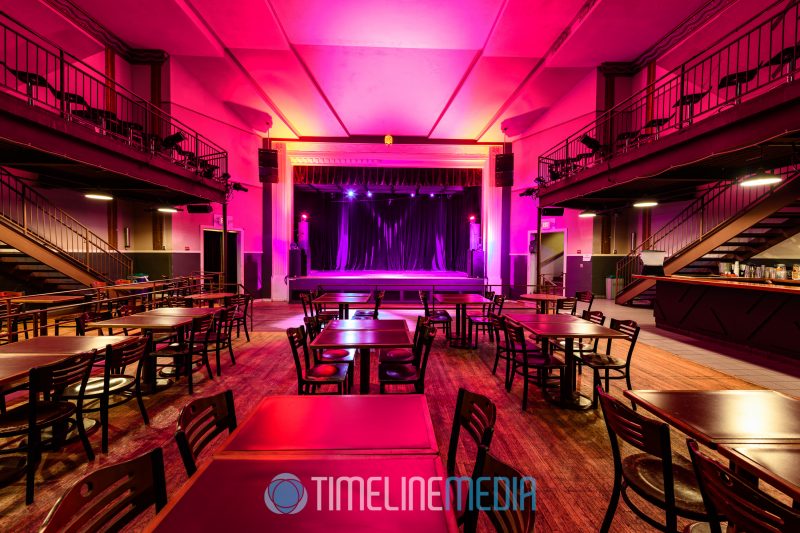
xmin=636 ymin=275 xmax=800 ymax=357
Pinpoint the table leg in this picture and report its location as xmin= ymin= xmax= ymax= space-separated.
xmin=359 ymin=347 xmax=370 ymax=394
xmin=544 ymin=337 xmax=592 ymax=410
xmin=39 ymin=310 xmax=48 ymax=336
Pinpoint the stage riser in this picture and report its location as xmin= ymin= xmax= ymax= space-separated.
xmin=289 ymin=276 xmax=484 ymax=303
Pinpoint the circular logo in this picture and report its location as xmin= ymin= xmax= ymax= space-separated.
xmin=264 ymin=473 xmax=307 ymax=515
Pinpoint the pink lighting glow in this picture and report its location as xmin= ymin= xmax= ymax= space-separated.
xmin=300 ymin=213 xmax=308 ymax=221
xmin=469 ymin=215 xmax=476 ymax=222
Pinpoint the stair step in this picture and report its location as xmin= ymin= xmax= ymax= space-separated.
xmin=0 ymin=256 xmax=39 ymax=263
xmin=13 ymin=264 xmax=55 ymax=272
xmin=29 ymin=271 xmax=70 ymax=279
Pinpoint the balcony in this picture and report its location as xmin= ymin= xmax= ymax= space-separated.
xmin=535 ymin=1 xmax=800 ymax=209
xmin=0 ymin=12 xmax=227 ymax=204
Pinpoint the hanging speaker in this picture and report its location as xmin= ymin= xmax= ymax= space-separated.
xmin=541 ymin=207 xmax=564 ymax=216
xmin=495 ymin=153 xmax=514 ymax=187
xmin=258 ymin=148 xmax=279 ymax=183
xmin=186 ymin=203 xmax=213 ymax=214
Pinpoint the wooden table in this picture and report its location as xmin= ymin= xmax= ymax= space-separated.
xmin=140 ymin=307 xmax=219 ymax=317
xmin=220 ymin=395 xmax=438 ymax=455
xmin=433 ymin=293 xmax=489 ymax=347
xmin=326 ymin=319 xmax=408 ymax=331
xmin=11 ymin=294 xmax=87 ymax=336
xmin=506 ymin=312 xmax=582 ymax=324
xmin=146 ymin=455 xmax=457 ymax=532
xmin=310 ymin=327 xmax=412 ymax=394
xmin=514 ymin=317 xmax=628 ymax=409
xmin=0 ymin=335 xmax=134 ymax=358
xmin=0 ymin=354 xmax=76 ymax=389
xmin=519 ymin=293 xmax=568 ymax=313
xmin=313 ymin=292 xmax=371 ymax=319
xmin=183 ymin=292 xmax=236 ymax=308
xmin=625 ymin=390 xmax=800 ymax=447
xmin=718 ymin=444 xmax=800 ymax=502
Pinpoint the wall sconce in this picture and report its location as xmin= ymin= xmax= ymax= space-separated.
xmin=384 ymin=134 xmax=393 ymax=146
xmin=123 ymin=227 xmax=131 ymax=248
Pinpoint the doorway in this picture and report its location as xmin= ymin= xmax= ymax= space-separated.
xmin=528 ymin=229 xmax=566 ymax=293
xmin=202 ymin=229 xmax=241 ymax=285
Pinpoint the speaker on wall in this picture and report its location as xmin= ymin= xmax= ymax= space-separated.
xmin=186 ymin=204 xmax=213 ymax=214
xmin=541 ymin=207 xmax=564 ymax=216
xmin=495 ymin=153 xmax=514 ymax=187
xmin=258 ymin=148 xmax=279 ymax=183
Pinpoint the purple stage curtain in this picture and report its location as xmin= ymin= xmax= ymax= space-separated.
xmin=295 ymin=188 xmax=479 ymax=271
xmin=294 ymin=166 xmax=481 ymax=188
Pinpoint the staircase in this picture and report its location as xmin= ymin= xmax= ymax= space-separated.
xmin=615 ymin=169 xmax=800 ymax=305
xmin=0 ymin=168 xmax=132 ymax=289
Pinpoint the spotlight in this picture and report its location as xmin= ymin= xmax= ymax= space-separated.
xmin=633 ymin=200 xmax=658 ymax=208
xmin=157 ymin=207 xmax=179 ymax=213
xmin=300 ymin=213 xmax=308 ymax=221
xmin=366 ymin=191 xmax=373 ymax=198
xmin=162 ymin=131 xmax=186 ymax=150
xmin=578 ymin=211 xmax=597 ymax=218
xmin=469 ymin=215 xmax=476 ymax=222
xmin=85 ymin=193 xmax=113 ymax=201
xmin=741 ymin=171 xmax=782 ymax=187
xmin=346 ymin=190 xmax=356 ymax=199
xmin=231 ymin=182 xmax=249 ymax=192
xmin=410 ymin=192 xmax=416 ymax=198
xmin=429 ymin=193 xmax=435 ymax=198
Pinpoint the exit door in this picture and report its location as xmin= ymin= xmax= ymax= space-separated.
xmin=202 ymin=229 xmax=240 ymax=285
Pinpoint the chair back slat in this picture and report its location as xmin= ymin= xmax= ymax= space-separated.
xmin=447 ymin=388 xmax=497 ymax=478
xmin=108 ymin=335 xmax=150 ymax=370
xmin=175 ymin=390 xmax=237 ymax=476
xmin=467 ymin=448 xmax=535 ymax=533
xmin=418 ymin=290 xmax=432 ymax=316
xmin=609 ymin=318 xmax=640 ymax=364
xmin=40 ymin=448 xmax=167 ymax=533
xmin=29 ymin=352 xmax=95 ymax=395
xmin=597 ymin=387 xmax=669 ymax=457
xmin=557 ymin=297 xmax=577 ymax=315
xmin=286 ymin=326 xmax=311 ymax=380
xmin=582 ymin=310 xmax=605 ymax=325
xmin=299 ymin=292 xmax=313 ymax=318
xmin=415 ymin=325 xmax=436 ymax=376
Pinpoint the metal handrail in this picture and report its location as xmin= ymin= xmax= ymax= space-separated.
xmin=0 ymin=168 xmax=132 ymax=281
xmin=537 ymin=0 xmax=800 ymax=189
xmin=0 ymin=11 xmax=228 ymax=181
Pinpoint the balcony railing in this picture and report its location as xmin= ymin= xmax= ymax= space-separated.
xmin=0 ymin=11 xmax=227 ymax=182
xmin=537 ymin=0 xmax=800 ymax=191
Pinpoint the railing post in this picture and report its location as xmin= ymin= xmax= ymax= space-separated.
xmin=85 ymin=227 xmax=90 ymax=266
xmin=677 ymin=65 xmax=685 ymax=130
xmin=59 ymin=50 xmax=66 ymax=117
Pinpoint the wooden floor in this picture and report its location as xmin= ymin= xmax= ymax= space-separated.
xmin=0 ymin=303 xmax=768 ymax=532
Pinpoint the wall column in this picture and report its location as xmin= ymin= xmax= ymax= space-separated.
xmin=271 ymin=142 xmax=292 ymax=301
xmin=483 ymin=146 xmax=502 ymax=289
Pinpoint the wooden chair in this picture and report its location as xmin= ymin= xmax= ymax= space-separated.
xmin=467 ymin=295 xmax=504 ymax=348
xmin=0 ymin=301 xmax=30 ymax=341
xmin=61 ymin=335 xmax=151 ymax=454
xmin=74 ymin=311 xmax=109 ymax=336
xmin=353 ymin=290 xmax=384 ymax=319
xmin=0 ymin=352 xmax=96 ymax=504
xmin=447 ymin=387 xmax=496 ymax=526
xmin=378 ymin=325 xmax=436 ymax=393
xmin=464 ymin=446 xmax=536 ymax=533
xmin=286 ymin=326 xmax=348 ymax=395
xmin=229 ymin=293 xmax=251 ymax=341
xmin=597 ymin=387 xmax=707 ymax=532
xmin=575 ymin=290 xmax=595 ymax=313
xmin=149 ymin=315 xmax=215 ymax=395
xmin=419 ymin=290 xmax=452 ymax=340
xmin=379 ymin=316 xmax=428 ymax=364
xmin=489 ymin=314 xmax=515 ymax=387
xmin=556 ymin=297 xmax=578 ymax=315
xmin=304 ymin=316 xmax=354 ymax=391
xmin=175 ymin=390 xmax=237 ymax=477
xmin=552 ymin=310 xmax=606 ymax=374
xmin=580 ymin=319 xmax=640 ymax=408
xmin=206 ymin=306 xmax=237 ymax=376
xmin=687 ymin=439 xmax=800 ymax=533
xmin=302 ymin=291 xmax=338 ymax=323
xmin=504 ymin=320 xmax=564 ymax=410
xmin=39 ymin=448 xmax=167 ymax=532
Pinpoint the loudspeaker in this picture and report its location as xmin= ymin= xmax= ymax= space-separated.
xmin=541 ymin=207 xmax=564 ymax=216
xmin=186 ymin=204 xmax=213 ymax=214
xmin=495 ymin=153 xmax=514 ymax=187
xmin=258 ymin=148 xmax=279 ymax=183
xmin=468 ymin=249 xmax=485 ymax=278
xmin=288 ymin=247 xmax=306 ymax=277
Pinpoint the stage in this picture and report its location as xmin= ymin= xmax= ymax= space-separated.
xmin=288 ymin=270 xmax=485 ymax=302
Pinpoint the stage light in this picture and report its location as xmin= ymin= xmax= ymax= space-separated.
xmin=429 ymin=193 xmax=435 ymax=198
xmin=157 ymin=207 xmax=178 ymax=213
xmin=410 ymin=192 xmax=415 ymax=198
xmin=469 ymin=215 xmax=476 ymax=222
xmin=162 ymin=131 xmax=186 ymax=150
xmin=300 ymin=213 xmax=308 ymax=221
xmin=579 ymin=211 xmax=597 ymax=218
xmin=741 ymin=171 xmax=782 ymax=187
xmin=633 ymin=200 xmax=658 ymax=208
xmin=231 ymin=182 xmax=248 ymax=192
xmin=85 ymin=193 xmax=113 ymax=201
xmin=346 ymin=190 xmax=356 ymax=199
xmin=366 ymin=191 xmax=373 ymax=198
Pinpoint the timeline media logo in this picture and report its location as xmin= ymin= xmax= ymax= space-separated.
xmin=264 ymin=473 xmax=308 ymax=515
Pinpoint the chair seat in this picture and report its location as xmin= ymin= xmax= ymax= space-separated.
xmin=0 ymin=401 xmax=76 ymax=433
xmin=553 ymin=339 xmax=596 ymax=352
xmin=378 ymin=363 xmax=420 ymax=382
xmin=306 ymin=363 xmax=348 ymax=381
xmin=62 ymin=375 xmax=136 ymax=398
xmin=468 ymin=316 xmax=492 ymax=325
xmin=319 ymin=349 xmax=355 ymax=363
xmin=379 ymin=348 xmax=414 ymax=363
xmin=497 ymin=340 xmax=524 ymax=353
xmin=150 ymin=346 xmax=191 ymax=357
xmin=513 ymin=353 xmax=564 ymax=368
xmin=622 ymin=453 xmax=706 ymax=515
xmin=581 ymin=353 xmax=626 ymax=368
xmin=429 ymin=313 xmax=452 ymax=324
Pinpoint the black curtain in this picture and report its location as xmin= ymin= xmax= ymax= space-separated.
xmin=295 ymin=188 xmax=480 ymax=271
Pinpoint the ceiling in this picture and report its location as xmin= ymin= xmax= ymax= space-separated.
xmin=8 ymin=0 xmax=716 ymax=141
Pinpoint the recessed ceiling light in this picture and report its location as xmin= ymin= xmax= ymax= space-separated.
xmin=633 ymin=200 xmax=659 ymax=208
xmin=85 ymin=193 xmax=113 ymax=201
xmin=740 ymin=174 xmax=783 ymax=187
xmin=157 ymin=207 xmax=178 ymax=213
xmin=578 ymin=211 xmax=597 ymax=218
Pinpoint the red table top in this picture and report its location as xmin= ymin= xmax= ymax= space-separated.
xmin=433 ymin=293 xmax=488 ymax=305
xmin=314 ymin=293 xmax=372 ymax=304
xmin=327 ymin=319 xmax=408 ymax=331
xmin=515 ymin=320 xmax=627 ymax=339
xmin=718 ymin=444 xmax=800 ymax=501
xmin=505 ymin=313 xmax=582 ymax=324
xmin=184 ymin=292 xmax=236 ymax=300
xmin=0 ymin=335 xmax=134 ymax=356
xmin=220 ymin=395 xmax=437 ymax=455
xmin=146 ymin=455 xmax=457 ymax=532
xmin=519 ymin=293 xmax=569 ymax=302
xmin=0 ymin=354 xmax=74 ymax=388
xmin=87 ymin=315 xmax=193 ymax=331
xmin=141 ymin=307 xmax=219 ymax=317
xmin=625 ymin=390 xmax=800 ymax=447
xmin=311 ymin=329 xmax=413 ymax=349
xmin=11 ymin=294 xmax=85 ymax=305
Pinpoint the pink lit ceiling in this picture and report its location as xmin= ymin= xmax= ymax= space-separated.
xmin=19 ymin=0 xmax=719 ymax=141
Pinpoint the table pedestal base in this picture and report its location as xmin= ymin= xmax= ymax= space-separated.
xmin=544 ymin=388 xmax=593 ymax=411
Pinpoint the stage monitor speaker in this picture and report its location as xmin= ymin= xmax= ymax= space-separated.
xmin=541 ymin=207 xmax=564 ymax=216
xmin=186 ymin=204 xmax=213 ymax=214
xmin=258 ymin=148 xmax=279 ymax=183
xmin=468 ymin=249 xmax=485 ymax=278
xmin=495 ymin=153 xmax=514 ymax=187
xmin=288 ymin=247 xmax=306 ymax=277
